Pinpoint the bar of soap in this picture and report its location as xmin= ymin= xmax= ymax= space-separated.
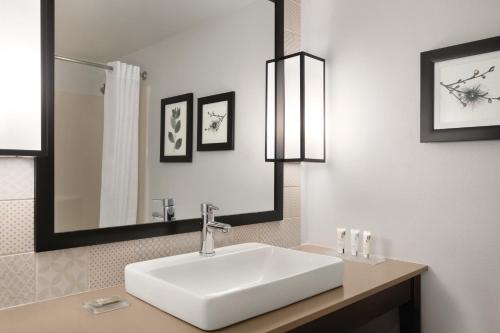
xmin=91 ymin=296 xmax=122 ymax=308
xmin=83 ymin=296 xmax=129 ymax=314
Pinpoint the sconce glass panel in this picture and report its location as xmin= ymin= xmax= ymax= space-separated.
xmin=265 ymin=52 xmax=325 ymax=162
xmin=284 ymin=56 xmax=301 ymax=160
xmin=0 ymin=0 xmax=44 ymax=155
xmin=266 ymin=61 xmax=275 ymax=160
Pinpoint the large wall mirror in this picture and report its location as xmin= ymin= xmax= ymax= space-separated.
xmin=35 ymin=0 xmax=284 ymax=251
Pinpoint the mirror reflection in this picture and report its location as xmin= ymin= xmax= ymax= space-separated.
xmin=54 ymin=0 xmax=275 ymax=232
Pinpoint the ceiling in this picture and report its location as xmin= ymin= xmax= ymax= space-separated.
xmin=55 ymin=0 xmax=261 ymax=62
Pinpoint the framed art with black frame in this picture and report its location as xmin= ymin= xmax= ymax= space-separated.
xmin=197 ymin=91 xmax=235 ymax=151
xmin=421 ymin=36 xmax=500 ymax=142
xmin=160 ymin=93 xmax=193 ymax=162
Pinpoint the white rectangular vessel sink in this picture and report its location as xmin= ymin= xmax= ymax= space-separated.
xmin=125 ymin=243 xmax=343 ymax=331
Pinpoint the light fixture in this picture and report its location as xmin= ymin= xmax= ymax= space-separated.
xmin=0 ymin=0 xmax=46 ymax=156
xmin=265 ymin=52 xmax=325 ymax=162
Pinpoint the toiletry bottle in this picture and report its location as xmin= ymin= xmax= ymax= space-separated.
xmin=350 ymin=229 xmax=360 ymax=256
xmin=166 ymin=198 xmax=175 ymax=221
xmin=363 ymin=231 xmax=371 ymax=259
xmin=336 ymin=228 xmax=346 ymax=254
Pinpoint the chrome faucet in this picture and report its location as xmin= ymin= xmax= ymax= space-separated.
xmin=153 ymin=198 xmax=175 ymax=222
xmin=200 ymin=203 xmax=231 ymax=257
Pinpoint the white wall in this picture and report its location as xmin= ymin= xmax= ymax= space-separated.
xmin=301 ymin=0 xmax=500 ymax=332
xmin=55 ymin=61 xmax=105 ymax=96
xmin=122 ymin=1 xmax=275 ymax=220
xmin=53 ymin=61 xmax=105 ymax=232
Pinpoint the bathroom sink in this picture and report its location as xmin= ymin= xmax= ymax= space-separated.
xmin=125 ymin=243 xmax=344 ymax=331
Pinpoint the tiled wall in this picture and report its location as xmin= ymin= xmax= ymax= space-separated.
xmin=0 ymin=158 xmax=36 ymax=308
xmin=0 ymin=0 xmax=301 ymax=310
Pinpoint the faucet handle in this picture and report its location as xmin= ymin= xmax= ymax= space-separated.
xmin=201 ymin=202 xmax=219 ymax=214
xmin=154 ymin=198 xmax=175 ymax=207
xmin=153 ymin=198 xmax=167 ymax=206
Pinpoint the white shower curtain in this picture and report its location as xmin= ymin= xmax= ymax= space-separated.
xmin=99 ymin=61 xmax=140 ymax=228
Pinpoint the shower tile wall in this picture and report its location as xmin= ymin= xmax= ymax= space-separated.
xmin=0 ymin=0 xmax=301 ymax=310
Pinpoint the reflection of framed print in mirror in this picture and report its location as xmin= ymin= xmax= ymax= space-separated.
xmin=160 ymin=93 xmax=193 ymax=162
xmin=197 ymin=91 xmax=235 ymax=151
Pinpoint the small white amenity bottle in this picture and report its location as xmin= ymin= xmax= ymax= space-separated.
xmin=336 ymin=228 xmax=346 ymax=254
xmin=350 ymin=229 xmax=360 ymax=256
xmin=363 ymin=231 xmax=372 ymax=259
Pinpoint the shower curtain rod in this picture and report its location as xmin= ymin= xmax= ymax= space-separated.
xmin=54 ymin=55 xmax=148 ymax=80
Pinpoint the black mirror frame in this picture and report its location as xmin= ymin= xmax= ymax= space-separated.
xmin=35 ymin=0 xmax=284 ymax=252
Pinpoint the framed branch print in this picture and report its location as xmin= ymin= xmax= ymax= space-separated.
xmin=421 ymin=36 xmax=500 ymax=142
xmin=160 ymin=93 xmax=193 ymax=162
xmin=197 ymin=91 xmax=235 ymax=151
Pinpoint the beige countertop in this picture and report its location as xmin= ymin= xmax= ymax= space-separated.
xmin=0 ymin=244 xmax=427 ymax=333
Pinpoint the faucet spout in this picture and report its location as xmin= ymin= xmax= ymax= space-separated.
xmin=208 ymin=221 xmax=231 ymax=233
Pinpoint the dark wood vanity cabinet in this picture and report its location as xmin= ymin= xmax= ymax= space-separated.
xmin=289 ymin=276 xmax=421 ymax=333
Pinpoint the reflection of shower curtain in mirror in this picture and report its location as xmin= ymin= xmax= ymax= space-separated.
xmin=99 ymin=61 xmax=140 ymax=228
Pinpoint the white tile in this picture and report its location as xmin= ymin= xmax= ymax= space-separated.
xmin=36 ymin=247 xmax=89 ymax=301
xmin=0 ymin=253 xmax=35 ymax=309
xmin=88 ymin=240 xmax=137 ymax=290
xmin=281 ymin=217 xmax=301 ymax=248
xmin=0 ymin=158 xmax=34 ymax=200
xmin=284 ymin=187 xmax=301 ymax=218
xmin=285 ymin=0 xmax=301 ymax=34
xmin=0 ymin=200 xmax=34 ymax=255
xmin=284 ymin=31 xmax=301 ymax=55
xmin=232 ymin=223 xmax=261 ymax=245
xmin=259 ymin=218 xmax=301 ymax=248
xmin=136 ymin=236 xmax=172 ymax=261
xmin=213 ymin=228 xmax=236 ymax=248
xmin=258 ymin=221 xmax=283 ymax=247
xmin=168 ymin=232 xmax=200 ymax=256
xmin=284 ymin=163 xmax=301 ymax=187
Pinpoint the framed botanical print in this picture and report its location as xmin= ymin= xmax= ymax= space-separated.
xmin=197 ymin=91 xmax=235 ymax=151
xmin=160 ymin=93 xmax=193 ymax=162
xmin=421 ymin=36 xmax=500 ymax=142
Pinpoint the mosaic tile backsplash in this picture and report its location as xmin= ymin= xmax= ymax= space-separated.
xmin=0 ymin=0 xmax=301 ymax=310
